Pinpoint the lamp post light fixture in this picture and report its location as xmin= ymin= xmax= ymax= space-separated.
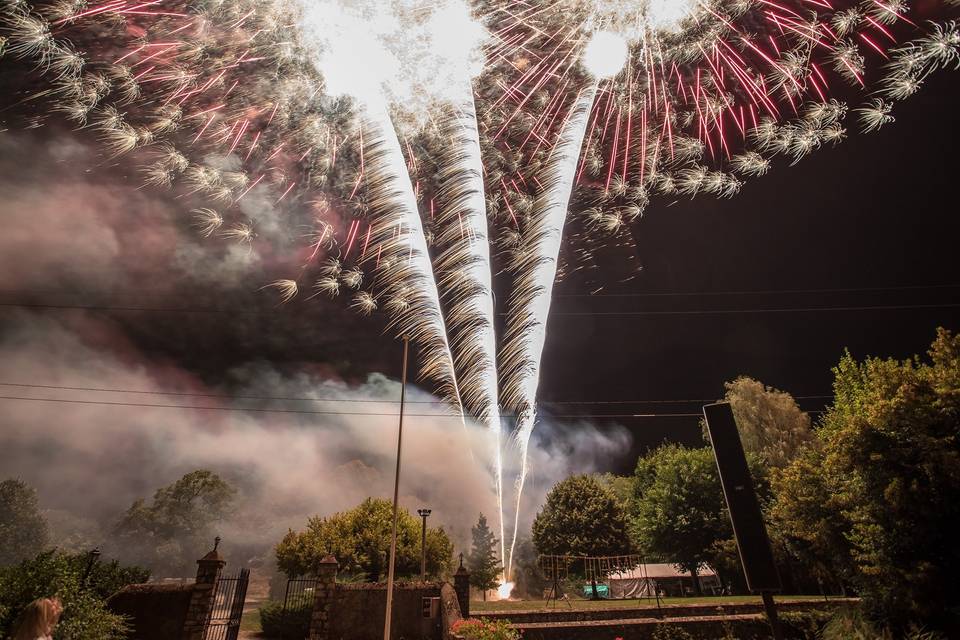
xmin=417 ymin=508 xmax=431 ymax=581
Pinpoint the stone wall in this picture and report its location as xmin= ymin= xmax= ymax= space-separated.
xmin=328 ymin=583 xmax=443 ymax=640
xmin=107 ymin=583 xmax=193 ymax=640
xmin=105 ymin=541 xmax=229 ymax=640
xmin=472 ymin=598 xmax=852 ymax=624
xmin=308 ymin=557 xmax=467 ymax=640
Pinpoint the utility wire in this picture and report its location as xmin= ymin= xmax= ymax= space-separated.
xmin=556 ymin=283 xmax=960 ymax=298
xmin=0 ymin=382 xmax=834 ymax=406
xmin=542 ymin=395 xmax=833 ymax=404
xmin=537 ymin=303 xmax=960 ymax=317
xmin=0 ymin=381 xmax=447 ymax=404
xmin=3 ymin=283 xmax=957 ymax=299
xmin=0 ymin=394 xmax=714 ymax=418
xmin=2 ymin=300 xmax=959 ymax=316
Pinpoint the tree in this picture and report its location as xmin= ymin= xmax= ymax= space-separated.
xmin=467 ymin=514 xmax=500 ymax=599
xmin=631 ymin=445 xmax=763 ymax=594
xmin=532 ymin=475 xmax=631 ymax=560
xmin=771 ymin=329 xmax=960 ymax=631
xmin=0 ymin=479 xmax=49 ymax=566
xmin=111 ymin=470 xmax=236 ymax=576
xmin=719 ymin=377 xmax=814 ymax=469
xmin=632 ymin=446 xmax=727 ymax=593
xmin=592 ymin=473 xmax=633 ymax=512
xmin=0 ymin=550 xmax=147 ymax=640
xmin=274 ymin=498 xmax=453 ymax=581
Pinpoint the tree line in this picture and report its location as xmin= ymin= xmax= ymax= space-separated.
xmin=527 ymin=328 xmax=960 ymax=634
xmin=1 ymin=469 xmax=236 ymax=577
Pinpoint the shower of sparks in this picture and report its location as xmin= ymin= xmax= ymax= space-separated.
xmin=499 ymin=31 xmax=627 ymax=580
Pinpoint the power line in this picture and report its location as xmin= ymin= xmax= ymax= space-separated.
xmin=0 ymin=381 xmax=445 ymax=405
xmin=0 ymin=381 xmax=834 ymax=406
xmin=0 ymin=301 xmax=272 ymax=314
xmin=541 ymin=395 xmax=833 ymax=405
xmin=2 ymin=300 xmax=959 ymax=316
xmin=0 ymin=394 xmax=708 ymax=418
xmin=3 ymin=282 xmax=957 ymax=300
xmin=542 ymin=303 xmax=960 ymax=316
xmin=556 ymin=283 xmax=960 ymax=298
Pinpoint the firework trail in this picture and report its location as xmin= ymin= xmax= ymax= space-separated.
xmin=498 ymin=31 xmax=628 ymax=579
xmin=433 ymin=88 xmax=506 ymax=569
xmin=298 ymin=1 xmax=480 ymax=418
xmin=310 ymin=0 xmax=508 ymax=560
xmin=358 ymin=105 xmax=467 ymax=413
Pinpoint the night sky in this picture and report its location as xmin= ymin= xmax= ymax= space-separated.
xmin=536 ymin=70 xmax=960 ymax=470
xmin=1 ymin=57 xmax=958 ymax=480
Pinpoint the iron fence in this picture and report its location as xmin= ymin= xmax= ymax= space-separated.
xmin=283 ymin=577 xmax=318 ymax=613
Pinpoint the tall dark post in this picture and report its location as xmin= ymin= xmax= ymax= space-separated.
xmin=384 ymin=336 xmax=410 ymax=640
xmin=417 ymin=508 xmax=431 ymax=581
xmin=703 ymin=402 xmax=783 ymax=640
xmin=82 ymin=547 xmax=101 ymax=586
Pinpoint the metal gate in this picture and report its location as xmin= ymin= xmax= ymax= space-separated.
xmin=205 ymin=568 xmax=250 ymax=640
xmin=283 ymin=577 xmax=318 ymax=613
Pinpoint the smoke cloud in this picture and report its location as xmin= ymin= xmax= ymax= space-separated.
xmin=0 ymin=310 xmax=630 ymax=563
xmin=0 ymin=127 xmax=633 ymax=572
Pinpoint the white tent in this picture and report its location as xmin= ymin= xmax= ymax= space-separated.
xmin=606 ymin=563 xmax=718 ymax=598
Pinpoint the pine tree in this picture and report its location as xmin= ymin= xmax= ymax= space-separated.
xmin=467 ymin=513 xmax=500 ymax=600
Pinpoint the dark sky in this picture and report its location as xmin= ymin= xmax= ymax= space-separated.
xmin=1 ymin=62 xmax=958 ymax=479
xmin=537 ymin=70 xmax=960 ymax=470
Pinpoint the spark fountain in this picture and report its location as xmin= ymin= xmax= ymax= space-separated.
xmin=499 ymin=29 xmax=629 ymax=581
xmin=434 ymin=89 xmax=508 ymax=570
xmin=297 ymin=0 xmax=470 ymax=414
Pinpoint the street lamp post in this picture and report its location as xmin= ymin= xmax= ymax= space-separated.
xmin=383 ymin=336 xmax=410 ymax=640
xmin=417 ymin=509 xmax=431 ymax=581
xmin=82 ymin=547 xmax=101 ymax=587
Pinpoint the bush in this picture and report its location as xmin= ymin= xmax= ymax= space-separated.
xmin=817 ymin=606 xmax=946 ymax=640
xmin=451 ymin=617 xmax=520 ymax=640
xmin=259 ymin=600 xmax=312 ymax=639
xmin=778 ymin=609 xmax=833 ymax=639
xmin=63 ymin=554 xmax=150 ymax=601
xmin=0 ymin=550 xmax=143 ymax=639
xmin=650 ymin=623 xmax=694 ymax=640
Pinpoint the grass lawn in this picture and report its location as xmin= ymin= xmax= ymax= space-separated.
xmin=240 ymin=606 xmax=262 ymax=632
xmin=473 ymin=594 xmax=827 ymax=612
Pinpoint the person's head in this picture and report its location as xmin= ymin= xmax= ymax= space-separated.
xmin=11 ymin=597 xmax=63 ymax=639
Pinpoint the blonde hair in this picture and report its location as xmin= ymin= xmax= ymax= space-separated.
xmin=11 ymin=597 xmax=62 ymax=640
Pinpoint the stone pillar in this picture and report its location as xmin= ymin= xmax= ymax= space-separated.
xmin=182 ymin=539 xmax=226 ymax=640
xmin=454 ymin=565 xmax=470 ymax=620
xmin=308 ymin=555 xmax=339 ymax=640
